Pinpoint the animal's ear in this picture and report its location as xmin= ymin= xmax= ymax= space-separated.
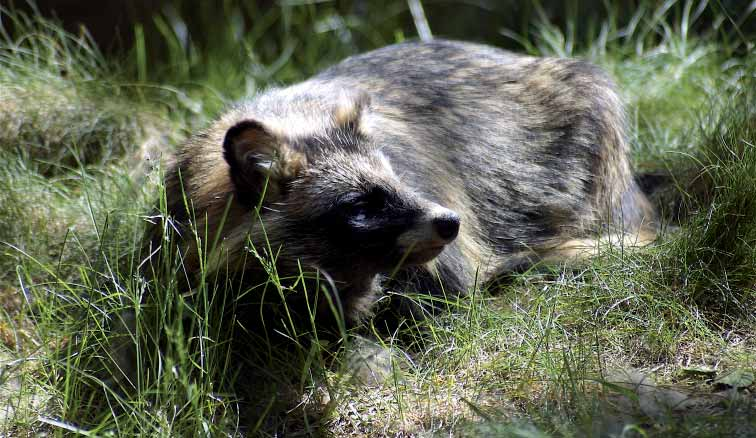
xmin=223 ymin=120 xmax=307 ymax=205
xmin=333 ymin=91 xmax=370 ymax=133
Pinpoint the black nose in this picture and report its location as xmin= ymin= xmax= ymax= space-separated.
xmin=432 ymin=213 xmax=460 ymax=241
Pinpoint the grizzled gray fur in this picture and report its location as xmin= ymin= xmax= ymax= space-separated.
xmin=152 ymin=39 xmax=655 ymax=325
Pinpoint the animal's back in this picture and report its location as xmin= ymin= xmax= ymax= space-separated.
xmin=309 ymin=40 xmax=654 ymax=282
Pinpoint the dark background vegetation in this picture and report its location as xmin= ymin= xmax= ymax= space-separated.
xmin=15 ymin=0 xmax=754 ymax=53
xmin=11 ymin=0 xmax=753 ymax=104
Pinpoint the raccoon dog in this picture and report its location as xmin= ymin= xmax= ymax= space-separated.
xmin=150 ymin=39 xmax=655 ymax=328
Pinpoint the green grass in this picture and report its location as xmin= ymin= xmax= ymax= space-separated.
xmin=0 ymin=1 xmax=754 ymax=436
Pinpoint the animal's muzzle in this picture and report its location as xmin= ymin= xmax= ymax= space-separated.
xmin=432 ymin=212 xmax=460 ymax=242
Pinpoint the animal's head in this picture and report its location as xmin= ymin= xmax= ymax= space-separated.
xmin=221 ymin=92 xmax=460 ymax=289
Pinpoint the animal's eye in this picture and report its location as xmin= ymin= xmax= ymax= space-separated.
xmin=349 ymin=200 xmax=370 ymax=221
xmin=339 ymin=187 xmax=388 ymax=220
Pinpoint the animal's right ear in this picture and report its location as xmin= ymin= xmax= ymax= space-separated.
xmin=333 ymin=91 xmax=370 ymax=134
xmin=223 ymin=120 xmax=307 ymax=205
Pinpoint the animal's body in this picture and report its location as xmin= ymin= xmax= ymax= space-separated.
xmin=152 ymin=39 xmax=655 ymax=326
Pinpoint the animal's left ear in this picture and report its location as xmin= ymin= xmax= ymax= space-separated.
xmin=223 ymin=119 xmax=307 ymax=205
xmin=333 ymin=91 xmax=370 ymax=133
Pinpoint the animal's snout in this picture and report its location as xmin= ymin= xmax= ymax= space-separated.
xmin=432 ymin=212 xmax=460 ymax=242
xmin=395 ymin=204 xmax=461 ymax=265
